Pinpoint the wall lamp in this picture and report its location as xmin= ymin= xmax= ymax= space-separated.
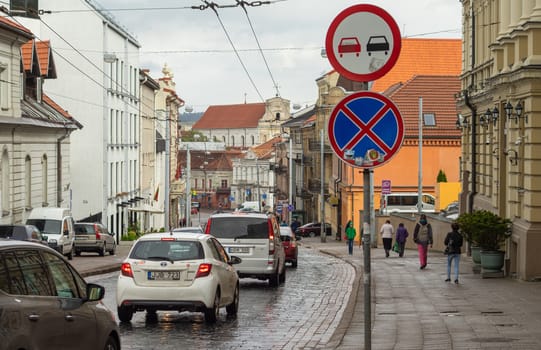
xmin=505 ymin=101 xmax=527 ymax=124
xmin=483 ymin=107 xmax=499 ymax=126
xmin=456 ymin=114 xmax=469 ymax=130
xmin=503 ymin=149 xmax=518 ymax=165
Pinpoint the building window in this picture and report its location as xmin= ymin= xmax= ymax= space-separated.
xmin=221 ymin=179 xmax=228 ymax=188
xmin=231 ymin=135 xmax=235 ymax=146
xmin=1 ymin=149 xmax=9 ymax=213
xmin=251 ymin=135 xmax=255 ymax=145
xmin=25 ymin=155 xmax=31 ymax=208
xmin=423 ymin=113 xmax=436 ymax=126
xmin=41 ymin=154 xmax=48 ymax=206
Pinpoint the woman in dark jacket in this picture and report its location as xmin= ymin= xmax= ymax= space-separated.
xmin=444 ymin=222 xmax=463 ymax=284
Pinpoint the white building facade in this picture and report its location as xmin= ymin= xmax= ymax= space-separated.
xmin=18 ymin=0 xmax=142 ymax=236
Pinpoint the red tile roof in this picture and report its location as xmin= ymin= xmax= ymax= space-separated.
xmin=384 ymin=75 xmax=461 ymax=138
xmin=371 ymin=38 xmax=461 ymax=93
xmin=35 ymin=40 xmax=53 ymax=77
xmin=41 ymin=93 xmax=73 ymax=120
xmin=193 ymin=103 xmax=266 ymax=129
xmin=0 ymin=16 xmax=32 ymax=36
xmin=253 ymin=136 xmax=282 ymax=159
xmin=21 ymin=39 xmax=56 ymax=78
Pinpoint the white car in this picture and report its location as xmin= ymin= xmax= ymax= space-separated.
xmin=116 ymin=232 xmax=241 ymax=323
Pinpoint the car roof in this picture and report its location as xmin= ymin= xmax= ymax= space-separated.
xmin=0 ymin=238 xmax=48 ymax=248
xmin=209 ymin=211 xmax=270 ymax=219
xmin=172 ymin=226 xmax=203 ymax=232
xmin=134 ymin=232 xmax=210 ymax=242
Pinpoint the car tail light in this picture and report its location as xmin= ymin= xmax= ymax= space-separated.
xmin=121 ymin=263 xmax=133 ymax=277
xmin=94 ymin=224 xmax=101 ymax=240
xmin=204 ymin=219 xmax=211 ymax=234
xmin=268 ymin=220 xmax=275 ymax=254
xmin=196 ymin=263 xmax=212 ymax=278
xmin=291 ymin=241 xmax=296 ymax=248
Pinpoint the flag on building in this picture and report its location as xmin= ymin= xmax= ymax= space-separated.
xmin=153 ymin=186 xmax=159 ymax=201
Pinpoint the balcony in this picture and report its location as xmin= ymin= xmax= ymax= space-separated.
xmin=308 ymin=139 xmax=333 ymax=153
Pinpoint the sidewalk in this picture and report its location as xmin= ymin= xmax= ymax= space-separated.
xmin=305 ymin=238 xmax=541 ymax=350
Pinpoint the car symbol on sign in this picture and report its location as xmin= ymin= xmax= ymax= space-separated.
xmin=338 ymin=37 xmax=361 ymax=57
xmin=366 ymin=35 xmax=389 ymax=56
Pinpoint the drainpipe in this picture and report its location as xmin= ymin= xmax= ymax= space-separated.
xmin=57 ymin=127 xmax=70 ymax=207
xmin=335 ymin=166 xmax=342 ymax=241
xmin=466 ymin=3 xmax=477 ymax=214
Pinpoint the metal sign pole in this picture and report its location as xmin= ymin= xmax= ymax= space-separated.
xmin=363 ymin=168 xmax=371 ymax=349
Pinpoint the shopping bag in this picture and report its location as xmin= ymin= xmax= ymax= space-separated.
xmin=392 ymin=241 xmax=400 ymax=253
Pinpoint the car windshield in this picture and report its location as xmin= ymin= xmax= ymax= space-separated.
xmin=208 ymin=217 xmax=269 ymax=239
xmin=130 ymin=240 xmax=203 ymax=261
xmin=26 ymin=219 xmax=61 ymax=235
xmin=75 ymin=225 xmax=95 ymax=234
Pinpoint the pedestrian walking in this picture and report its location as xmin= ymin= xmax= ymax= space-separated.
xmin=290 ymin=218 xmax=301 ymax=234
xmin=380 ymin=219 xmax=394 ymax=257
xmin=345 ymin=220 xmax=356 ymax=255
xmin=444 ymin=222 xmax=463 ymax=284
xmin=395 ymin=222 xmax=409 ymax=257
xmin=413 ymin=214 xmax=433 ymax=269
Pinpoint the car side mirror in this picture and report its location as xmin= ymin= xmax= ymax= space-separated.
xmin=84 ymin=283 xmax=105 ymax=302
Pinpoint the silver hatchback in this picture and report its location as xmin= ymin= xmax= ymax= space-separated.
xmin=74 ymin=222 xmax=116 ymax=256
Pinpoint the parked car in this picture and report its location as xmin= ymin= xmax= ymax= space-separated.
xmin=279 ymin=226 xmax=299 ymax=268
xmin=172 ymin=226 xmax=204 ymax=234
xmin=26 ymin=207 xmax=75 ymax=260
xmin=74 ymin=222 xmax=116 ymax=256
xmin=205 ymin=211 xmax=286 ymax=287
xmin=0 ymin=224 xmax=47 ymax=244
xmin=0 ymin=239 xmax=121 ymax=350
xmin=440 ymin=201 xmax=459 ymax=219
xmin=116 ymin=232 xmax=241 ymax=323
xmin=295 ymin=222 xmax=332 ymax=238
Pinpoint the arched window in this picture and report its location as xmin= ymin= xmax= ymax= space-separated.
xmin=1 ymin=149 xmax=9 ymax=213
xmin=41 ymin=154 xmax=48 ymax=206
xmin=25 ymin=155 xmax=31 ymax=208
xmin=251 ymin=135 xmax=255 ymax=145
xmin=231 ymin=135 xmax=235 ymax=146
xmin=241 ymin=135 xmax=245 ymax=147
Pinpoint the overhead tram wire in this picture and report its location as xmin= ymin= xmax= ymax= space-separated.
xmin=236 ymin=0 xmax=280 ymax=96
xmin=198 ymin=0 xmax=264 ymax=102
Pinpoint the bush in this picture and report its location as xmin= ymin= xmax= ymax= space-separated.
xmin=437 ymin=170 xmax=447 ymax=182
xmin=455 ymin=210 xmax=511 ymax=251
xmin=122 ymin=231 xmax=138 ymax=241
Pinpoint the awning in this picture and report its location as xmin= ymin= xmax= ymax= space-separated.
xmin=128 ymin=204 xmax=164 ymax=214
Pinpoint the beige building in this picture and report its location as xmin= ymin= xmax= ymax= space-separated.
xmin=458 ymin=1 xmax=541 ymax=280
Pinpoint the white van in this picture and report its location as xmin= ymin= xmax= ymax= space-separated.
xmin=26 ymin=207 xmax=75 ymax=260
xmin=380 ymin=193 xmax=436 ymax=214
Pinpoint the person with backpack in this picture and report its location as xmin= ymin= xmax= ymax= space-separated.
xmin=413 ymin=214 xmax=433 ymax=269
xmin=444 ymin=222 xmax=463 ymax=284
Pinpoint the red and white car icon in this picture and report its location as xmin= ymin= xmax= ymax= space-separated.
xmin=338 ymin=37 xmax=361 ymax=57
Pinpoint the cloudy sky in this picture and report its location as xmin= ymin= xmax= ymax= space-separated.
xmin=94 ymin=0 xmax=461 ymax=112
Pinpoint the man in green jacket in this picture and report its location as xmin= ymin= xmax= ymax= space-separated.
xmin=345 ymin=220 xmax=356 ymax=255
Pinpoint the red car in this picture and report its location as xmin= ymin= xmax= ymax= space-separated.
xmin=295 ymin=222 xmax=332 ymax=238
xmin=338 ymin=37 xmax=361 ymax=57
xmin=279 ymin=226 xmax=299 ymax=268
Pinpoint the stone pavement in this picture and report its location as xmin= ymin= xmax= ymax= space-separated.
xmin=304 ymin=238 xmax=541 ymax=350
xmin=72 ymin=238 xmax=541 ymax=350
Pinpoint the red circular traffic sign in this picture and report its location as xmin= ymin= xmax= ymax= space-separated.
xmin=325 ymin=4 xmax=401 ymax=82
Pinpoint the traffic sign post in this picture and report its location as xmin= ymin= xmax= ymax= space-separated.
xmin=325 ymin=4 xmax=401 ymax=82
xmin=328 ymin=91 xmax=404 ymax=168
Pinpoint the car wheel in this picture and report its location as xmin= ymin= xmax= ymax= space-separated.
xmin=291 ymin=260 xmax=298 ymax=268
xmin=99 ymin=243 xmax=105 ymax=257
xmin=226 ymin=284 xmax=239 ymax=316
xmin=118 ymin=305 xmax=134 ymax=323
xmin=268 ymin=267 xmax=279 ymax=287
xmin=309 ymin=232 xmax=315 ymax=238
xmin=103 ymin=335 xmax=119 ymax=350
xmin=109 ymin=242 xmax=116 ymax=255
xmin=204 ymin=290 xmax=220 ymax=323
xmin=279 ymin=265 xmax=286 ymax=284
xmin=75 ymin=250 xmax=81 ymax=257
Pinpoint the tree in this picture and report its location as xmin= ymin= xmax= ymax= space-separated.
xmin=437 ymin=169 xmax=447 ymax=182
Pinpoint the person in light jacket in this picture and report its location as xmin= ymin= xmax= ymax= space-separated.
xmin=380 ymin=220 xmax=394 ymax=258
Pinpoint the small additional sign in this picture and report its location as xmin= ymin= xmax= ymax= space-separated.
xmin=382 ymin=180 xmax=391 ymax=194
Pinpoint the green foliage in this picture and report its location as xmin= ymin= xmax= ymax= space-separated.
xmin=437 ymin=170 xmax=447 ymax=183
xmin=127 ymin=222 xmax=141 ymax=236
xmin=455 ymin=210 xmax=511 ymax=251
xmin=122 ymin=231 xmax=138 ymax=241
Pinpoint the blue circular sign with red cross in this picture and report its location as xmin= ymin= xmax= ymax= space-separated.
xmin=325 ymin=4 xmax=401 ymax=82
xmin=328 ymin=91 xmax=404 ymax=168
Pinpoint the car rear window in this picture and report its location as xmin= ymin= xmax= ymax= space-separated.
xmin=130 ymin=240 xmax=204 ymax=261
xmin=75 ymin=224 xmax=95 ymax=234
xmin=208 ymin=217 xmax=269 ymax=239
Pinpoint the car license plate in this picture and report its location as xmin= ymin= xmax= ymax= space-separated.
xmin=229 ymin=247 xmax=249 ymax=254
xmin=148 ymin=271 xmax=181 ymax=280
